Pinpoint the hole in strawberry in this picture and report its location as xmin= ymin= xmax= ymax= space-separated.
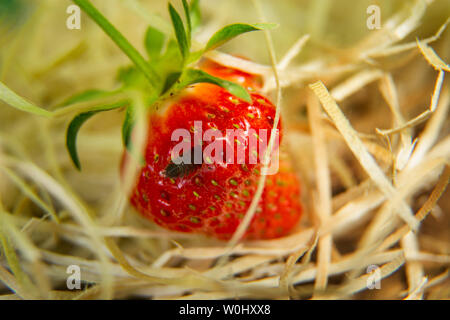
xmin=164 ymin=146 xmax=202 ymax=178
xmin=160 ymin=191 xmax=170 ymax=200
xmin=160 ymin=209 xmax=170 ymax=217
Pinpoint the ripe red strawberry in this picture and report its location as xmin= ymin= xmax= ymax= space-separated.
xmin=124 ymin=61 xmax=302 ymax=240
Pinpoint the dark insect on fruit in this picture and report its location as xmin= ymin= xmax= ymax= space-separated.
xmin=164 ymin=161 xmax=200 ymax=178
xmin=164 ymin=146 xmax=202 ymax=178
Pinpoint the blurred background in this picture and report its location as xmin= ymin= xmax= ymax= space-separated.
xmin=0 ymin=0 xmax=449 ymax=300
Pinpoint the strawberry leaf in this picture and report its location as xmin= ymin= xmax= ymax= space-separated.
xmin=182 ymin=0 xmax=191 ymax=47
xmin=157 ymin=39 xmax=184 ymax=75
xmin=117 ymin=67 xmax=159 ymax=103
xmin=162 ymin=72 xmax=182 ymax=93
xmin=168 ymin=3 xmax=189 ymax=61
xmin=121 ymin=107 xmax=144 ymax=166
xmin=0 ymin=80 xmax=52 ymax=118
xmin=66 ymin=103 xmax=124 ymax=170
xmin=189 ymin=0 xmax=201 ymax=31
xmin=205 ymin=23 xmax=278 ymax=51
xmin=186 ymin=49 xmax=203 ymax=65
xmin=122 ymin=107 xmax=134 ymax=149
xmin=179 ymin=69 xmax=251 ymax=102
xmin=118 ymin=66 xmax=142 ymax=87
xmin=144 ymin=26 xmax=166 ymax=61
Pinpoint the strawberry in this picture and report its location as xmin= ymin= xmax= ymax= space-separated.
xmin=243 ymin=156 xmax=302 ymax=239
xmin=125 ymin=61 xmax=302 ymax=240
xmin=62 ymin=1 xmax=302 ymax=240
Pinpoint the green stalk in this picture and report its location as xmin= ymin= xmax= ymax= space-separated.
xmin=72 ymin=0 xmax=160 ymax=90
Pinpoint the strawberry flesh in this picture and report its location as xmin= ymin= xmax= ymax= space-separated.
xmin=126 ymin=61 xmax=302 ymax=240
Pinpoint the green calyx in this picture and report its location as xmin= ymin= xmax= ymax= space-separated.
xmin=64 ymin=0 xmax=277 ymax=170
